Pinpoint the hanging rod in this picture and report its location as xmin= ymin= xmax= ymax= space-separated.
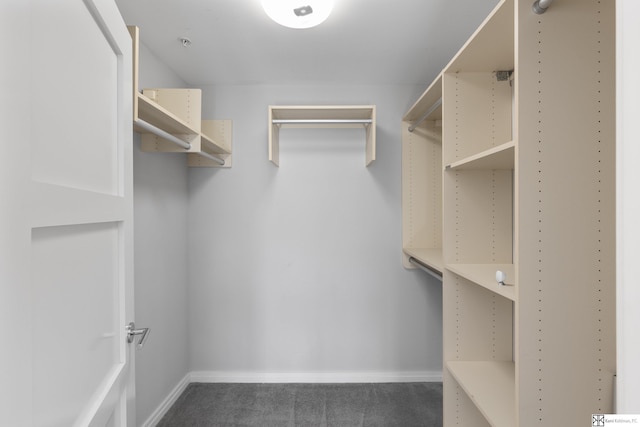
xmin=408 ymin=257 xmax=443 ymax=282
xmin=135 ymin=119 xmax=191 ymax=150
xmin=532 ymin=0 xmax=554 ymax=14
xmin=135 ymin=119 xmax=225 ymax=165
xmin=197 ymin=150 xmax=225 ymax=166
xmin=272 ymin=119 xmax=372 ymax=125
xmin=408 ymin=98 xmax=442 ymax=133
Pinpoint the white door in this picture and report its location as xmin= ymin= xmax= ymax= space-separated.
xmin=1 ymin=0 xmax=134 ymax=425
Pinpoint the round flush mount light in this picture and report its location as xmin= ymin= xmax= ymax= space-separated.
xmin=261 ymin=0 xmax=334 ymax=29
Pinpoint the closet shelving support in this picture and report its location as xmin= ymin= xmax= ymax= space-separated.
xmin=402 ymin=0 xmax=615 ymax=425
xmin=401 ymin=74 xmax=443 ymax=272
xmin=128 ymin=26 xmax=232 ymax=168
xmin=268 ymin=105 xmax=376 ymax=167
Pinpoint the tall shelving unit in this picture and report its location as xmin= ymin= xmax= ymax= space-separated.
xmin=402 ymin=0 xmax=616 ymax=425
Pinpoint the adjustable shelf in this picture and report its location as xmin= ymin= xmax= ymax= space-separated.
xmin=445 ymin=141 xmax=514 ymax=171
xmin=268 ymin=105 xmax=376 ymax=167
xmin=446 ymin=263 xmax=515 ymax=302
xmin=128 ymin=26 xmax=232 ymax=168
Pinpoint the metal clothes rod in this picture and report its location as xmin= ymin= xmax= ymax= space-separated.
xmin=408 ymin=257 xmax=443 ymax=282
xmin=272 ymin=119 xmax=372 ymax=125
xmin=408 ymin=98 xmax=442 ymax=133
xmin=197 ymin=150 xmax=225 ymax=166
xmin=135 ymin=119 xmax=191 ymax=150
xmin=532 ymin=0 xmax=554 ymax=14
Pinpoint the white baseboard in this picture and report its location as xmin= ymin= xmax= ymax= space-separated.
xmin=189 ymin=370 xmax=443 ymax=384
xmin=140 ymin=373 xmax=190 ymax=427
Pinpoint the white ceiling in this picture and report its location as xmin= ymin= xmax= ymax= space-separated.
xmin=114 ymin=0 xmax=500 ymax=87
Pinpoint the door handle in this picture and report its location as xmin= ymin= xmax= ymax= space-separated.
xmin=126 ymin=322 xmax=150 ymax=349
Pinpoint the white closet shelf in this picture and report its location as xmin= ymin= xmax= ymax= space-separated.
xmin=135 ymin=93 xmax=198 ymax=136
xmin=446 ymin=263 xmax=516 ymax=301
xmin=136 ymin=90 xmax=232 ymax=168
xmin=128 ymin=26 xmax=232 ymax=168
xmin=447 ymin=361 xmax=516 ymax=427
xmin=445 ymin=141 xmax=515 ymax=171
xmin=268 ymin=105 xmax=376 ymax=167
xmin=403 ymin=248 xmax=443 ymax=274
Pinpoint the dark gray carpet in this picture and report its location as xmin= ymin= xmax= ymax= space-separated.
xmin=157 ymin=382 xmax=442 ymax=427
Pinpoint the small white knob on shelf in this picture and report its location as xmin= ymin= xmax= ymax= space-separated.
xmin=496 ymin=270 xmax=507 ymax=286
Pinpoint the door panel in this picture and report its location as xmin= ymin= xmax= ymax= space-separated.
xmin=31 ymin=0 xmax=121 ymax=195
xmin=32 ymin=223 xmax=120 ymax=427
xmin=25 ymin=0 xmax=134 ymax=425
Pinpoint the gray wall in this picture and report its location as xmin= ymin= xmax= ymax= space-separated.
xmin=132 ymin=45 xmax=444 ymax=419
xmin=133 ymin=43 xmax=190 ymax=425
xmin=187 ymin=84 xmax=443 ymax=377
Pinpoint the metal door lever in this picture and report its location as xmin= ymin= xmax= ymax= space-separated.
xmin=126 ymin=322 xmax=150 ymax=349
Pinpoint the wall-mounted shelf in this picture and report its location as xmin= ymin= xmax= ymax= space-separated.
xmin=135 ymin=93 xmax=196 ymax=136
xmin=268 ymin=105 xmax=376 ymax=167
xmin=128 ymin=26 xmax=232 ymax=168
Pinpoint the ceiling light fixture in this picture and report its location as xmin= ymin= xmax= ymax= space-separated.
xmin=261 ymin=0 xmax=334 ymax=29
